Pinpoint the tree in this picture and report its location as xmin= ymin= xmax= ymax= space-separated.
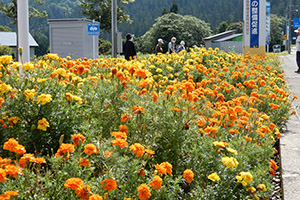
xmin=170 ymin=0 xmax=179 ymax=14
xmin=216 ymin=21 xmax=228 ymax=34
xmin=270 ymin=14 xmax=285 ymax=51
xmin=0 ymin=0 xmax=47 ymax=24
xmin=141 ymin=13 xmax=212 ymax=53
xmin=79 ymin=0 xmax=135 ymax=32
xmin=161 ymin=8 xmax=168 ymax=16
xmin=0 ymin=25 xmax=11 ymax=32
xmin=227 ymin=21 xmax=243 ymax=33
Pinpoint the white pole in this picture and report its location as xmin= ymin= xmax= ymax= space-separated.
xmin=17 ymin=0 xmax=30 ymax=64
xmin=111 ymin=0 xmax=117 ymax=58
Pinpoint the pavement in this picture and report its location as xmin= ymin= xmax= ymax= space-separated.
xmin=279 ymin=48 xmax=300 ymax=200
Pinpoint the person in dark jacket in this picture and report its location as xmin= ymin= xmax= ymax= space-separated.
xmin=123 ymin=33 xmax=137 ymax=61
xmin=155 ymin=38 xmax=164 ymax=55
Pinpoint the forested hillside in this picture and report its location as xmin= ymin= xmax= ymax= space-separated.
xmin=0 ymin=0 xmax=288 ymax=55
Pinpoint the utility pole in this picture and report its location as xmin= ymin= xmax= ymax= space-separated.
xmin=17 ymin=0 xmax=29 ymax=77
xmin=111 ymin=0 xmax=117 ymax=58
xmin=288 ymin=0 xmax=292 ymax=54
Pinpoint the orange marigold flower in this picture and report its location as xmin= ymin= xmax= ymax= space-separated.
xmin=121 ymin=113 xmax=129 ymax=122
xmin=269 ymin=168 xmax=276 ymax=176
xmin=269 ymin=160 xmax=277 ymax=170
xmin=101 ymin=179 xmax=117 ymax=192
xmin=5 ymin=165 xmax=21 ymax=178
xmin=130 ymin=143 xmax=145 ymax=157
xmin=132 ymin=106 xmax=145 ymax=114
xmin=19 ymin=153 xmax=35 ymax=168
xmin=104 ymin=151 xmax=113 ymax=158
xmin=84 ymin=144 xmax=98 ymax=156
xmin=155 ymin=162 xmax=172 ymax=175
xmin=80 ymin=158 xmax=90 ymax=167
xmin=145 ymin=149 xmax=155 ymax=156
xmin=119 ymin=124 xmax=128 ymax=135
xmin=4 ymin=191 xmax=18 ymax=196
xmin=120 ymin=93 xmax=128 ymax=101
xmin=64 ymin=178 xmax=84 ymax=190
xmin=89 ymin=194 xmax=103 ymax=200
xmin=137 ymin=184 xmax=151 ymax=200
xmin=72 ymin=133 xmax=85 ymax=146
xmin=33 ymin=157 xmax=46 ymax=164
xmin=0 ymin=168 xmax=7 ymax=182
xmin=291 ymin=110 xmax=296 ymax=115
xmin=116 ymin=71 xmax=125 ymax=82
xmin=111 ymin=138 xmax=128 ymax=148
xmin=75 ymin=185 xmax=92 ymax=199
xmin=149 ymin=175 xmax=162 ymax=189
xmin=171 ymin=107 xmax=181 ymax=113
xmin=183 ymin=169 xmax=194 ymax=183
xmin=135 ymin=69 xmax=147 ymax=79
xmin=3 ymin=138 xmax=19 ymax=153
xmin=56 ymin=143 xmax=75 ymax=157
xmin=138 ymin=169 xmax=145 ymax=177
xmin=155 ymin=164 xmax=167 ymax=175
xmin=111 ymin=131 xmax=127 ymax=139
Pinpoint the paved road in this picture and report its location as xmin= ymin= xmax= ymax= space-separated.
xmin=280 ymin=48 xmax=300 ymax=200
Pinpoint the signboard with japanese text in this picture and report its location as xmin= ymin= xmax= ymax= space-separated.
xmin=243 ymin=0 xmax=266 ymax=55
xmin=294 ymin=18 xmax=300 ymax=29
xmin=250 ymin=0 xmax=259 ymax=48
xmin=87 ymin=22 xmax=100 ymax=36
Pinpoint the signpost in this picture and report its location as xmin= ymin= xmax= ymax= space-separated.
xmin=243 ymin=0 xmax=266 ymax=55
xmin=266 ymin=1 xmax=271 ymax=53
xmin=87 ymin=22 xmax=100 ymax=58
xmin=294 ymin=18 xmax=300 ymax=29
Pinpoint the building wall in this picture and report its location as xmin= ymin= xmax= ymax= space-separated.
xmin=220 ymin=41 xmax=243 ymax=53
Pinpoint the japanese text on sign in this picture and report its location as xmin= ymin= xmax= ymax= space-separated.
xmin=250 ymin=0 xmax=259 ymax=48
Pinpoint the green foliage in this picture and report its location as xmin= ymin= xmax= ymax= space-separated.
xmin=216 ymin=21 xmax=229 ymax=34
xmin=227 ymin=21 xmax=243 ymax=33
xmin=141 ymin=13 xmax=212 ymax=53
xmin=99 ymin=38 xmax=111 ymax=55
xmin=169 ymin=0 xmax=178 ymax=14
xmin=270 ymin=14 xmax=285 ymax=50
xmin=78 ymin=0 xmax=135 ymax=31
xmin=0 ymin=45 xmax=12 ymax=56
xmin=0 ymin=25 xmax=10 ymax=32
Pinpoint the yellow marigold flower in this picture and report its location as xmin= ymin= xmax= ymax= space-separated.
xmin=207 ymin=172 xmax=220 ymax=182
xmin=101 ymin=179 xmax=117 ymax=192
xmin=149 ymin=175 xmax=162 ymax=189
xmin=236 ymin=171 xmax=253 ymax=186
xmin=89 ymin=194 xmax=103 ymax=200
xmin=212 ymin=141 xmax=228 ymax=148
xmin=137 ymin=183 xmax=151 ymax=200
xmin=65 ymin=93 xmax=73 ymax=101
xmin=72 ymin=95 xmax=82 ymax=104
xmin=222 ymin=157 xmax=238 ymax=168
xmin=37 ymin=78 xmax=47 ymax=83
xmin=257 ymin=184 xmax=266 ymax=192
xmin=84 ymin=144 xmax=98 ymax=155
xmin=37 ymin=118 xmax=49 ymax=131
xmin=130 ymin=143 xmax=145 ymax=157
xmin=24 ymin=89 xmax=36 ymax=100
xmin=64 ymin=177 xmax=84 ymax=190
xmin=183 ymin=169 xmax=194 ymax=183
xmin=22 ymin=62 xmax=34 ymax=71
xmin=8 ymin=116 xmax=19 ymax=127
xmin=246 ymin=186 xmax=256 ymax=194
xmin=226 ymin=147 xmax=237 ymax=155
xmin=37 ymin=94 xmax=52 ymax=105
xmin=0 ymin=83 xmax=12 ymax=94
xmin=45 ymin=53 xmax=59 ymax=60
xmin=0 ymin=55 xmax=13 ymax=66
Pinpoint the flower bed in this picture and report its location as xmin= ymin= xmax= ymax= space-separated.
xmin=0 ymin=48 xmax=295 ymax=199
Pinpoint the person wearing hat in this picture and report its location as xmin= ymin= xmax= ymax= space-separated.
xmin=177 ymin=41 xmax=186 ymax=53
xmin=155 ymin=38 xmax=164 ymax=55
xmin=123 ymin=33 xmax=137 ymax=61
xmin=295 ymin=27 xmax=300 ymax=73
xmin=168 ymin=37 xmax=176 ymax=54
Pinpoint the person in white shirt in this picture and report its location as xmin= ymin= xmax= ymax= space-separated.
xmin=295 ymin=27 xmax=300 ymax=73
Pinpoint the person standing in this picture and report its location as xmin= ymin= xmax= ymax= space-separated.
xmin=177 ymin=41 xmax=186 ymax=53
xmin=155 ymin=38 xmax=164 ymax=55
xmin=295 ymin=28 xmax=300 ymax=73
xmin=123 ymin=33 xmax=137 ymax=61
xmin=168 ymin=37 xmax=176 ymax=54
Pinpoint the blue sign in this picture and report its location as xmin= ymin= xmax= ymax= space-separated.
xmin=294 ymin=18 xmax=300 ymax=29
xmin=250 ymin=0 xmax=259 ymax=48
xmin=87 ymin=22 xmax=100 ymax=36
xmin=266 ymin=1 xmax=271 ymax=45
